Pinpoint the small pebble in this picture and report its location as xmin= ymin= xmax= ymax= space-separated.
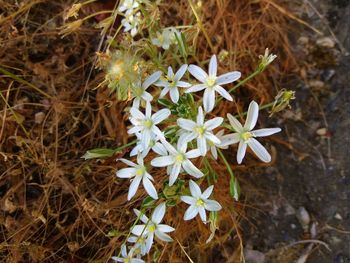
xmin=334 ymin=213 xmax=343 ymax=220
xmin=316 ymin=37 xmax=335 ymax=48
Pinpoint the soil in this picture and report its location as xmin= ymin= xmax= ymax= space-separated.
xmin=242 ymin=0 xmax=350 ymax=262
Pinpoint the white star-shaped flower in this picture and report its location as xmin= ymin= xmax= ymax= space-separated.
xmin=186 ymin=55 xmax=241 ymax=112
xmin=132 ymin=71 xmax=161 ymax=109
xmin=118 ymin=0 xmax=139 ymax=13
xmin=127 ymin=234 xmax=149 ymax=256
xmin=121 ymin=10 xmax=141 ymax=37
xmin=128 ymin=102 xmax=170 ymax=149
xmin=151 ymin=29 xmax=172 ymax=50
xmin=177 ymin=106 xmax=223 ymax=156
xmin=112 ymin=245 xmax=144 ymax=263
xmin=181 ymin=180 xmax=222 ymax=223
xmin=131 ymin=203 xmax=175 ymax=249
xmin=116 ymin=154 xmax=158 ymax=200
xmin=227 ymin=100 xmax=281 ymax=164
xmin=151 ymin=139 xmax=203 ymax=186
xmin=155 ymin=64 xmax=191 ymax=103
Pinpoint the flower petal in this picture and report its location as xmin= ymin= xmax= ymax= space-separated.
xmin=174 ymin=64 xmax=188 ymax=81
xmin=189 ymin=180 xmax=202 ymax=197
xmin=216 ymin=71 xmax=241 ymax=85
xmin=244 ymin=101 xmax=259 ymax=131
xmin=177 ymin=81 xmax=191 ymax=88
xmin=183 ymin=205 xmax=199 ymax=220
xmin=185 ymin=84 xmax=207 ymax=93
xmin=169 ymin=88 xmax=179 ymax=103
xmin=202 ymin=185 xmax=214 ymax=199
xmin=143 ymin=176 xmax=158 ymax=200
xmin=152 ymin=108 xmax=171 ymax=124
xmin=185 ymin=149 xmax=201 ymax=159
xmin=198 ymin=207 xmax=207 ymax=223
xmin=152 ymin=142 xmax=168 ymax=156
xmin=116 ymin=168 xmax=135 ymax=178
xmin=227 ymin=113 xmax=243 ymax=132
xmin=204 ymin=199 xmax=222 ymax=211
xmin=219 ymin=133 xmax=240 ymax=146
xmin=204 ymin=117 xmax=223 ymax=130
xmin=133 ymin=209 xmax=149 ymax=224
xmin=188 ymin=65 xmax=208 ymax=82
xmin=247 ymin=138 xmax=271 ymax=163
xmin=237 ymin=141 xmax=247 ymax=164
xmin=181 ymin=196 xmax=196 ymax=205
xmin=141 ymin=91 xmax=153 ymax=102
xmin=152 ymin=202 xmax=166 ymax=224
xmin=197 ymin=136 xmax=207 ymax=156
xmin=167 ymin=66 xmax=174 ymax=78
xmin=203 ymin=88 xmax=216 ymax=112
xmin=251 ymin=128 xmax=281 ymax=137
xmin=118 ymin=158 xmax=136 ymax=167
xmin=143 ymin=71 xmax=162 ymax=89
xmin=183 ymin=160 xmax=204 ymax=178
xmin=208 ymin=55 xmax=217 ymax=77
xmin=177 ymin=118 xmax=196 ymax=131
xmin=197 ymin=106 xmax=204 ymax=124
xmin=215 ymin=85 xmax=233 ymax=101
xmin=169 ymin=163 xmax=181 ymax=186
xmin=211 ymin=146 xmax=218 ymax=160
xmin=130 ymin=107 xmax=145 ymax=120
xmin=131 ymin=224 xmax=147 ymax=236
xmin=128 ymin=176 xmax=142 ymax=200
xmin=155 ymin=231 xmax=173 ymax=242
xmin=157 ymin=224 xmax=175 ymax=233
xmin=204 ymin=132 xmax=221 ymax=145
xmin=151 ymin=156 xmax=174 ymax=167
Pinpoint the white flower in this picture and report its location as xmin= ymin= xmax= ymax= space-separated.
xmin=116 ymin=154 xmax=158 ymax=200
xmin=128 ymin=101 xmax=170 ymax=149
xmin=151 ymin=28 xmax=181 ymax=50
xmin=151 ymin=29 xmax=172 ymax=50
xmin=209 ymin=130 xmax=238 ymax=160
xmin=151 ymin=139 xmax=203 ymax=186
xmin=259 ymin=48 xmax=277 ymax=68
xmin=118 ymin=0 xmax=139 ymax=13
xmin=177 ymin=106 xmax=223 ymax=156
xmin=132 ymin=203 xmax=175 ymax=249
xmin=130 ymin=133 xmax=167 ymax=158
xmin=227 ymin=100 xmax=281 ymax=164
xmin=112 ymin=245 xmax=144 ymax=263
xmin=132 ymin=71 xmax=161 ymax=109
xmin=181 ymin=180 xmax=222 ymax=223
xmin=121 ymin=11 xmax=141 ymax=37
xmin=127 ymin=234 xmax=149 ymax=256
xmin=186 ymin=55 xmax=241 ymax=112
xmin=155 ymin=65 xmax=191 ymax=103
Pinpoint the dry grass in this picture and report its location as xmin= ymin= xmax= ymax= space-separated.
xmin=0 ymin=0 xmax=297 ymax=262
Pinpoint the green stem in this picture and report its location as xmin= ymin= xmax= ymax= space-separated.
xmin=113 ymin=140 xmax=137 ymax=153
xmin=187 ymin=0 xmax=215 ymax=53
xmin=217 ymin=148 xmax=234 ymax=179
xmin=0 ymin=67 xmax=52 ymax=98
xmin=216 ymin=68 xmax=261 ymax=105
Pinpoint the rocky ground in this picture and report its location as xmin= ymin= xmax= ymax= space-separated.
xmin=243 ymin=0 xmax=350 ymax=262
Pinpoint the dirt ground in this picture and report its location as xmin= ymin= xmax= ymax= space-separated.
xmin=243 ymin=0 xmax=350 ymax=262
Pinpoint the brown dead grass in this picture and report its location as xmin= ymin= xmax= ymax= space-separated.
xmin=0 ymin=0 xmax=297 ymax=262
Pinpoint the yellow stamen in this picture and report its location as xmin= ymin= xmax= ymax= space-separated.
xmin=196 ymin=199 xmax=204 ymax=207
xmin=206 ymin=77 xmax=216 ymax=87
xmin=241 ymin=131 xmax=252 ymax=141
xmin=196 ymin=126 xmax=206 ymax=135
xmin=143 ymin=119 xmax=153 ymax=129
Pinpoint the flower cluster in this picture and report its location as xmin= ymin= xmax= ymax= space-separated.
xmin=119 ymin=0 xmax=141 ymax=37
xmin=151 ymin=27 xmax=181 ymax=50
xmin=113 ymin=54 xmax=281 ymax=261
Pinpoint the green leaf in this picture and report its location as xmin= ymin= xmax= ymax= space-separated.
xmin=229 ymin=177 xmax=240 ymax=201
xmin=141 ymin=196 xmax=156 ymax=208
xmin=158 ymin=98 xmax=173 ymax=108
xmin=81 ymin=148 xmax=116 ymax=160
